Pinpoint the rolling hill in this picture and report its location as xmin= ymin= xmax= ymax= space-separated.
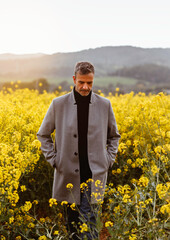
xmin=0 ymin=46 xmax=170 ymax=82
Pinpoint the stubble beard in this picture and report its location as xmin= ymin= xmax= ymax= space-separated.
xmin=79 ymin=90 xmax=90 ymax=96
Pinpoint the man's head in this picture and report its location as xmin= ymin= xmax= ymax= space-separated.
xmin=73 ymin=62 xmax=94 ymax=96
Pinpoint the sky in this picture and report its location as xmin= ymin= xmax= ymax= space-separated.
xmin=0 ymin=0 xmax=170 ymax=54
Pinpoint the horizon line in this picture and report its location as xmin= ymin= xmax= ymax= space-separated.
xmin=0 ymin=44 xmax=170 ymax=56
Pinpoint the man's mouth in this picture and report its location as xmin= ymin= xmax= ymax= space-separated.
xmin=81 ymin=90 xmax=89 ymax=93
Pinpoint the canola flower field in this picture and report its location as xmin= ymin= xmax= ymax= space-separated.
xmin=0 ymin=87 xmax=169 ymax=240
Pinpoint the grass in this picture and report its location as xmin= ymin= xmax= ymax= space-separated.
xmin=93 ymin=76 xmax=138 ymax=87
xmin=48 ymin=76 xmax=138 ymax=87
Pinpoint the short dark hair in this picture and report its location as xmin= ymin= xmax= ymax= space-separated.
xmin=74 ymin=62 xmax=95 ymax=78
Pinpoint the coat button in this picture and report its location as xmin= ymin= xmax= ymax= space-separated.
xmin=74 ymin=134 xmax=77 ymax=138
xmin=75 ymin=169 xmax=79 ymax=173
xmin=74 ymin=152 xmax=78 ymax=156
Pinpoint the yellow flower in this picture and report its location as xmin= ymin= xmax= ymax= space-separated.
xmin=66 ymin=183 xmax=73 ymax=189
xmin=86 ymin=178 xmax=93 ymax=183
xmin=117 ymin=168 xmax=121 ymax=174
xmin=32 ymin=139 xmax=41 ymax=148
xmin=9 ymin=216 xmax=14 ymax=224
xmin=61 ymin=201 xmax=68 ymax=206
xmin=80 ymin=223 xmax=88 ymax=233
xmin=129 ymin=234 xmax=137 ymax=240
xmin=28 ymin=222 xmax=35 ymax=228
xmin=117 ymin=184 xmax=131 ymax=195
xmin=145 ymin=198 xmax=153 ymax=205
xmin=151 ymin=165 xmax=159 ymax=176
xmin=127 ymin=159 xmax=132 ymax=164
xmin=160 ymin=203 xmax=170 ymax=215
xmin=122 ymin=194 xmax=131 ymax=203
xmin=114 ymin=205 xmax=120 ymax=213
xmin=156 ymin=183 xmax=169 ymax=200
xmin=131 ymin=178 xmax=137 ymax=184
xmin=148 ymin=218 xmax=158 ymax=223
xmin=135 ymin=158 xmax=144 ymax=167
xmin=33 ymin=200 xmax=38 ymax=205
xmin=95 ymin=180 xmax=101 ymax=187
xmin=137 ymin=176 xmax=149 ymax=187
xmin=70 ymin=203 xmax=76 ymax=211
xmin=80 ymin=182 xmax=88 ymax=191
xmin=131 ymin=163 xmax=136 ymax=168
xmin=54 ymin=230 xmax=59 ymax=235
xmin=21 ymin=201 xmax=32 ymax=212
xmin=38 ymin=236 xmax=47 ymax=240
xmin=112 ymin=170 xmax=117 ymax=175
xmin=45 ymin=217 xmax=52 ymax=223
xmin=139 ymin=201 xmax=146 ymax=208
xmin=105 ymin=221 xmax=113 ymax=227
xmin=1 ymin=236 xmax=6 ymax=240
xmin=0 ymin=87 xmax=170 ymax=240
xmin=131 ymin=228 xmax=137 ymax=233
xmin=39 ymin=218 xmax=45 ymax=223
xmin=20 ymin=185 xmax=26 ymax=192
xmin=15 ymin=236 xmax=21 ymax=240
xmin=49 ymin=198 xmax=57 ymax=207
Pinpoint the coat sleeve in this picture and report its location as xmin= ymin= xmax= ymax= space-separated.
xmin=36 ymin=99 xmax=57 ymax=168
xmin=107 ymin=101 xmax=121 ymax=168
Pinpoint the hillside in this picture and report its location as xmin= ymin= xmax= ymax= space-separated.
xmin=0 ymin=46 xmax=170 ymax=82
xmin=110 ymin=64 xmax=170 ymax=84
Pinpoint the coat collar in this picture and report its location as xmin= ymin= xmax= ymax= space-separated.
xmin=69 ymin=88 xmax=96 ymax=104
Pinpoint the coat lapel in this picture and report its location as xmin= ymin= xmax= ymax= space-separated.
xmin=88 ymin=91 xmax=97 ymax=134
xmin=67 ymin=90 xmax=77 ymax=134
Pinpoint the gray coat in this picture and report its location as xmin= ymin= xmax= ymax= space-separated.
xmin=37 ymin=90 xmax=121 ymax=204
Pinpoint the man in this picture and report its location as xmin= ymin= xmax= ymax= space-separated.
xmin=37 ymin=62 xmax=121 ymax=239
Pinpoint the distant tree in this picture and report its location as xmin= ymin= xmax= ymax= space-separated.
xmin=33 ymin=78 xmax=49 ymax=93
xmin=110 ymin=64 xmax=170 ymax=84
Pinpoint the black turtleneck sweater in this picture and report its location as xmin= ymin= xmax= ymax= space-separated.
xmin=74 ymin=87 xmax=92 ymax=183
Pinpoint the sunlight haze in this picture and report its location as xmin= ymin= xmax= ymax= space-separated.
xmin=0 ymin=0 xmax=170 ymax=54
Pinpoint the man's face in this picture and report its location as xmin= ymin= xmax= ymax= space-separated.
xmin=73 ymin=72 xmax=94 ymax=96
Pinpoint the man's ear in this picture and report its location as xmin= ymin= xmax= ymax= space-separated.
xmin=73 ymin=76 xmax=76 ymax=84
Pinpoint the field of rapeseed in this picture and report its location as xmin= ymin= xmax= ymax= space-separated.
xmin=0 ymin=87 xmax=169 ymax=240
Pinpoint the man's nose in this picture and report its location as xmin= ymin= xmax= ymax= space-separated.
xmin=82 ymin=83 xmax=88 ymax=90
